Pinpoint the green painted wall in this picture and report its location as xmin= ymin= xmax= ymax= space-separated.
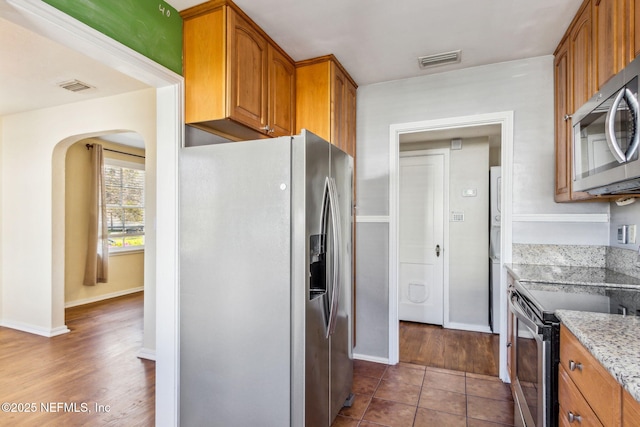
xmin=42 ymin=0 xmax=182 ymax=75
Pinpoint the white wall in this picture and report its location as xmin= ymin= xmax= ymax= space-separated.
xmin=0 ymin=89 xmax=156 ymax=352
xmin=355 ymin=55 xmax=610 ymax=360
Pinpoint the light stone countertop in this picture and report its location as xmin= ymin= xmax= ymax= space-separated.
xmin=506 ymin=264 xmax=640 ymax=289
xmin=555 ymin=310 xmax=640 ymax=403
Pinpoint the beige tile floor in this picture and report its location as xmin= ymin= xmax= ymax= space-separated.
xmin=332 ymin=360 xmax=515 ymax=427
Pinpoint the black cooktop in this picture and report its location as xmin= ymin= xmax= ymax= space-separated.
xmin=515 ymin=281 xmax=640 ymax=323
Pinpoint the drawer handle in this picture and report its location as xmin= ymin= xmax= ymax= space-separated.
xmin=568 ymin=411 xmax=582 ymax=423
xmin=569 ymin=360 xmax=583 ymax=372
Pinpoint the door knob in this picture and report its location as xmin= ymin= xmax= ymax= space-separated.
xmin=435 ymin=245 xmax=441 ymax=257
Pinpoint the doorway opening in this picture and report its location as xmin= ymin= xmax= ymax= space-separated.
xmin=63 ymin=134 xmax=146 ymax=309
xmin=389 ymin=112 xmax=513 ymax=381
xmin=4 ymin=1 xmax=183 ymax=420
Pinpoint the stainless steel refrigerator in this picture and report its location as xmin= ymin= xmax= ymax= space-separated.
xmin=179 ymin=129 xmax=354 ymax=427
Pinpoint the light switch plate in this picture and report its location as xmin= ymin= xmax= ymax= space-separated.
xmin=618 ymin=225 xmax=629 ymax=244
xmin=451 ymin=211 xmax=464 ymax=222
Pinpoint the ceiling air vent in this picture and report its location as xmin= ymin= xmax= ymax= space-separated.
xmin=58 ymin=79 xmax=95 ymax=92
xmin=418 ymin=50 xmax=462 ymax=69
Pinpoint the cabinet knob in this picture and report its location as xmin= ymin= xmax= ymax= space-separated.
xmin=563 ymin=114 xmax=572 ymax=121
xmin=567 ymin=411 xmax=582 ymax=423
xmin=569 ymin=360 xmax=583 ymax=372
xmin=506 ymin=342 xmax=512 ymax=348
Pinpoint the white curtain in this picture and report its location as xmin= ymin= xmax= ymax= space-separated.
xmin=83 ymin=143 xmax=109 ymax=285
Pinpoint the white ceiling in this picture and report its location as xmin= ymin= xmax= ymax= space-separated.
xmin=173 ymin=0 xmax=582 ymax=86
xmin=0 ymin=0 xmax=582 ymax=139
xmin=0 ymin=14 xmax=149 ymax=117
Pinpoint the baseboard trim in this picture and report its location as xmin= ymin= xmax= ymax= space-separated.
xmin=65 ymin=287 xmax=144 ymax=308
xmin=0 ymin=320 xmax=70 ymax=337
xmin=353 ymin=353 xmax=390 ymax=365
xmin=137 ymin=348 xmax=156 ymax=361
xmin=445 ymin=322 xmax=493 ymax=334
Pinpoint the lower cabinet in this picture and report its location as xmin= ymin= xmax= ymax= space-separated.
xmin=559 ymin=325 xmax=629 ymax=426
xmin=623 ymin=388 xmax=640 ymax=427
xmin=558 ymin=364 xmax=604 ymax=426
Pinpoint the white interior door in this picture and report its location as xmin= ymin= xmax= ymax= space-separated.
xmin=399 ymin=153 xmax=445 ymax=324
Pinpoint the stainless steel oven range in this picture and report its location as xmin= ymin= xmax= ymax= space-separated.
xmin=508 ymin=280 xmax=640 ymax=427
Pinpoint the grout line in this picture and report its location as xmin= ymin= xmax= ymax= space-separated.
xmin=359 ymin=366 xmax=386 ymax=424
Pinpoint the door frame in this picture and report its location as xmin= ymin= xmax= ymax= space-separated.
xmin=398 ymin=149 xmax=450 ymax=326
xmin=3 ymin=0 xmax=182 ymax=424
xmin=389 ymin=112 xmax=513 ymax=381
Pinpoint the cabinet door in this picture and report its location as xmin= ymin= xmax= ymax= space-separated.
xmin=593 ymin=0 xmax=624 ymax=89
xmin=227 ymin=9 xmax=268 ymax=132
xmin=571 ymin=4 xmax=593 ymax=113
xmin=623 ymin=388 xmax=640 ymax=427
xmin=555 ymin=40 xmax=573 ymax=202
xmin=558 ymin=364 xmax=604 ymax=427
xmin=183 ymin=9 xmax=226 ymax=124
xmin=268 ymin=45 xmax=295 ymax=137
xmin=331 ymin=65 xmax=346 ymax=152
xmin=555 ymin=4 xmax=594 ymax=203
xmin=344 ymin=80 xmax=357 ymax=158
xmin=560 ymin=326 xmax=622 ymax=426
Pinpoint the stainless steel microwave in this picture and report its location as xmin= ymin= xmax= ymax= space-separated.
xmin=572 ymin=56 xmax=640 ymax=195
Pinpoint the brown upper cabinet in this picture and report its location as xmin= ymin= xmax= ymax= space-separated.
xmin=554 ymin=0 xmax=640 ymax=202
xmin=554 ymin=38 xmax=572 ymax=202
xmin=554 ymin=1 xmax=594 ymax=202
xmin=181 ymin=1 xmax=295 ymax=140
xmin=592 ymin=0 xmax=626 ymax=89
xmin=296 ymin=55 xmax=358 ymax=158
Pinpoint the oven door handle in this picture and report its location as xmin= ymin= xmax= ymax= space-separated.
xmin=510 ymin=297 xmax=543 ymax=337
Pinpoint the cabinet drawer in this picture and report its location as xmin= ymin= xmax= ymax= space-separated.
xmin=558 ymin=364 xmax=603 ymax=427
xmin=623 ymin=388 xmax=640 ymax=427
xmin=560 ymin=325 xmax=621 ymax=426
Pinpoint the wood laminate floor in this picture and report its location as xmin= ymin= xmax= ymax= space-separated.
xmin=399 ymin=321 xmax=500 ymax=377
xmin=0 ymin=292 xmax=154 ymax=426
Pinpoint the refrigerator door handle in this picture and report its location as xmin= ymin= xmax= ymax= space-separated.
xmin=326 ymin=177 xmax=342 ymax=337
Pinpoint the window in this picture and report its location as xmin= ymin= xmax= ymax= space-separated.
xmin=105 ymin=159 xmax=145 ymax=252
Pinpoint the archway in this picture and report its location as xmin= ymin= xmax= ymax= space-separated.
xmin=52 ymin=128 xmax=153 ymax=356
